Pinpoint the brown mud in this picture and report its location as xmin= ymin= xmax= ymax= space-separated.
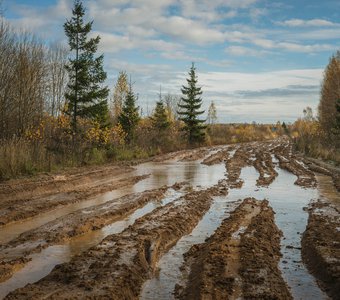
xmin=0 ymin=185 xmax=178 ymax=283
xmin=175 ymin=198 xmax=291 ymax=300
xmin=0 ymin=171 xmax=148 ymax=226
xmin=5 ymin=183 xmax=227 ymax=299
xmin=0 ymin=138 xmax=339 ymax=299
xmin=302 ymin=174 xmax=340 ymax=300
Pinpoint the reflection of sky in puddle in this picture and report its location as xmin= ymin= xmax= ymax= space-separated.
xmin=142 ymin=164 xmax=330 ymax=300
xmin=0 ymin=159 xmax=225 ymax=299
xmin=141 ymin=197 xmax=241 ymax=299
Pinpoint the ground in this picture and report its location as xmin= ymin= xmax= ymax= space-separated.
xmin=0 ymin=138 xmax=339 ymax=299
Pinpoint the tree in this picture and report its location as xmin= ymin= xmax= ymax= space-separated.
xmin=111 ymin=71 xmax=129 ymax=122
xmin=118 ymin=86 xmax=140 ymax=143
xmin=64 ymin=0 xmax=109 ymax=133
xmin=207 ymin=101 xmax=217 ymax=125
xmin=318 ymin=53 xmax=340 ymax=135
xmin=151 ymin=99 xmax=170 ymax=131
xmin=178 ymin=63 xmax=206 ymax=144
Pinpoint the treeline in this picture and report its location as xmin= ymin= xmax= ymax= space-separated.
xmin=0 ymin=1 xmax=282 ymax=179
xmin=292 ymin=52 xmax=340 ymax=163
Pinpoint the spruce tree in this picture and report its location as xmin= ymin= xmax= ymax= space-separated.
xmin=64 ymin=0 xmax=109 ymax=133
xmin=178 ymin=63 xmax=206 ymax=144
xmin=118 ymin=86 xmax=140 ymax=143
xmin=151 ymin=100 xmax=170 ymax=131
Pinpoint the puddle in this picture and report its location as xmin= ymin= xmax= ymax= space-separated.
xmin=141 ymin=197 xmax=241 ymax=299
xmin=0 ymin=159 xmax=225 ymax=245
xmin=142 ymin=162 xmax=329 ymax=299
xmin=0 ymin=189 xmax=182 ymax=299
xmin=0 ymin=159 xmax=226 ymax=299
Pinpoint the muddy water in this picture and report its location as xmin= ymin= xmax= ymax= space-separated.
xmin=141 ymin=197 xmax=241 ymax=299
xmin=237 ymin=166 xmax=328 ymax=299
xmin=0 ymin=189 xmax=182 ymax=299
xmin=0 ymin=160 xmax=225 ymax=299
xmin=141 ymin=163 xmax=328 ymax=299
xmin=0 ymin=157 xmax=224 ymax=245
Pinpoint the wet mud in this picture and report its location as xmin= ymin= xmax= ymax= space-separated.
xmin=0 ymin=138 xmax=339 ymax=299
xmin=302 ymin=174 xmax=340 ymax=300
xmin=176 ymin=198 xmax=291 ymax=300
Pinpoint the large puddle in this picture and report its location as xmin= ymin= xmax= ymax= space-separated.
xmin=0 ymin=189 xmax=182 ymax=299
xmin=0 ymin=157 xmax=224 ymax=244
xmin=1 ymin=150 xmax=335 ymax=299
xmin=0 ymin=159 xmax=225 ymax=299
xmin=141 ymin=162 xmax=330 ymax=299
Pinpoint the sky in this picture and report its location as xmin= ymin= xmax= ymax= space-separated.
xmin=2 ymin=0 xmax=340 ymax=123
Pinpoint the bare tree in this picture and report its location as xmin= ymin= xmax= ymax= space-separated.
xmin=45 ymin=43 xmax=68 ymax=117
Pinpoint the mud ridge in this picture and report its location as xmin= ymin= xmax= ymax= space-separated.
xmin=175 ymin=198 xmax=291 ymax=300
xmin=302 ymin=199 xmax=340 ymax=299
xmin=253 ymin=151 xmax=278 ymax=186
xmin=274 ymin=143 xmax=316 ymax=188
xmin=0 ymin=185 xmax=178 ymax=283
xmin=0 ymin=174 xmax=149 ymax=227
xmin=5 ymin=183 xmax=228 ymax=299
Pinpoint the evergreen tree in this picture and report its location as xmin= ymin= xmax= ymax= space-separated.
xmin=178 ymin=63 xmax=206 ymax=144
xmin=64 ymin=0 xmax=109 ymax=133
xmin=151 ymin=91 xmax=170 ymax=132
xmin=118 ymin=86 xmax=140 ymax=143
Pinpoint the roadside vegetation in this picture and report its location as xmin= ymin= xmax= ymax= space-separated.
xmin=0 ymin=0 xmax=283 ymax=180
xmin=292 ymin=52 xmax=340 ymax=165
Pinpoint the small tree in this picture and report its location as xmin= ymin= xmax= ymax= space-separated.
xmin=111 ymin=71 xmax=129 ymax=122
xmin=207 ymin=101 xmax=217 ymax=125
xmin=64 ymin=0 xmax=109 ymax=133
xmin=151 ymin=100 xmax=170 ymax=132
xmin=118 ymin=86 xmax=140 ymax=143
xmin=178 ymin=63 xmax=206 ymax=145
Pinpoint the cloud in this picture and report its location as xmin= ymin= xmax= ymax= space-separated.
xmin=277 ymin=18 xmax=337 ymax=27
xmin=225 ymin=45 xmax=268 ymax=56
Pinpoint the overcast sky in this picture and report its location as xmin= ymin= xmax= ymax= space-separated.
xmin=2 ymin=0 xmax=340 ymax=123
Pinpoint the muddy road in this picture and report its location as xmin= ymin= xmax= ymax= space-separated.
xmin=0 ymin=138 xmax=339 ymax=299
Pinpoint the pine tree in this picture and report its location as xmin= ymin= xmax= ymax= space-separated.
xmin=178 ymin=63 xmax=206 ymax=144
xmin=118 ymin=86 xmax=140 ymax=143
xmin=151 ymin=100 xmax=170 ymax=131
xmin=64 ymin=0 xmax=109 ymax=133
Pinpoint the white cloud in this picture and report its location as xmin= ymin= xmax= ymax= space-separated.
xmin=278 ymin=18 xmax=337 ymax=27
xmin=225 ymin=45 xmax=267 ymax=56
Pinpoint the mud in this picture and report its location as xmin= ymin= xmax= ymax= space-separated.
xmin=0 ymin=173 xmax=148 ymax=226
xmin=176 ymin=198 xmax=291 ymax=300
xmin=5 ymin=183 xmax=227 ymax=299
xmin=1 ymin=138 xmax=339 ymax=299
xmin=0 ymin=185 xmax=176 ymax=283
xmin=302 ymin=174 xmax=340 ymax=300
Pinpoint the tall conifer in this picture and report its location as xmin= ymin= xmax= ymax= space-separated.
xmin=64 ymin=0 xmax=109 ymax=133
xmin=178 ymin=63 xmax=206 ymax=144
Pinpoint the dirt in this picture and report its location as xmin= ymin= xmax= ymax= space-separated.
xmin=5 ymin=182 xmax=228 ymax=299
xmin=302 ymin=199 xmax=340 ymax=300
xmin=0 ymin=170 xmax=148 ymax=226
xmin=0 ymin=185 xmax=178 ymax=283
xmin=175 ymin=198 xmax=292 ymax=300
xmin=1 ymin=138 xmax=339 ymax=299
